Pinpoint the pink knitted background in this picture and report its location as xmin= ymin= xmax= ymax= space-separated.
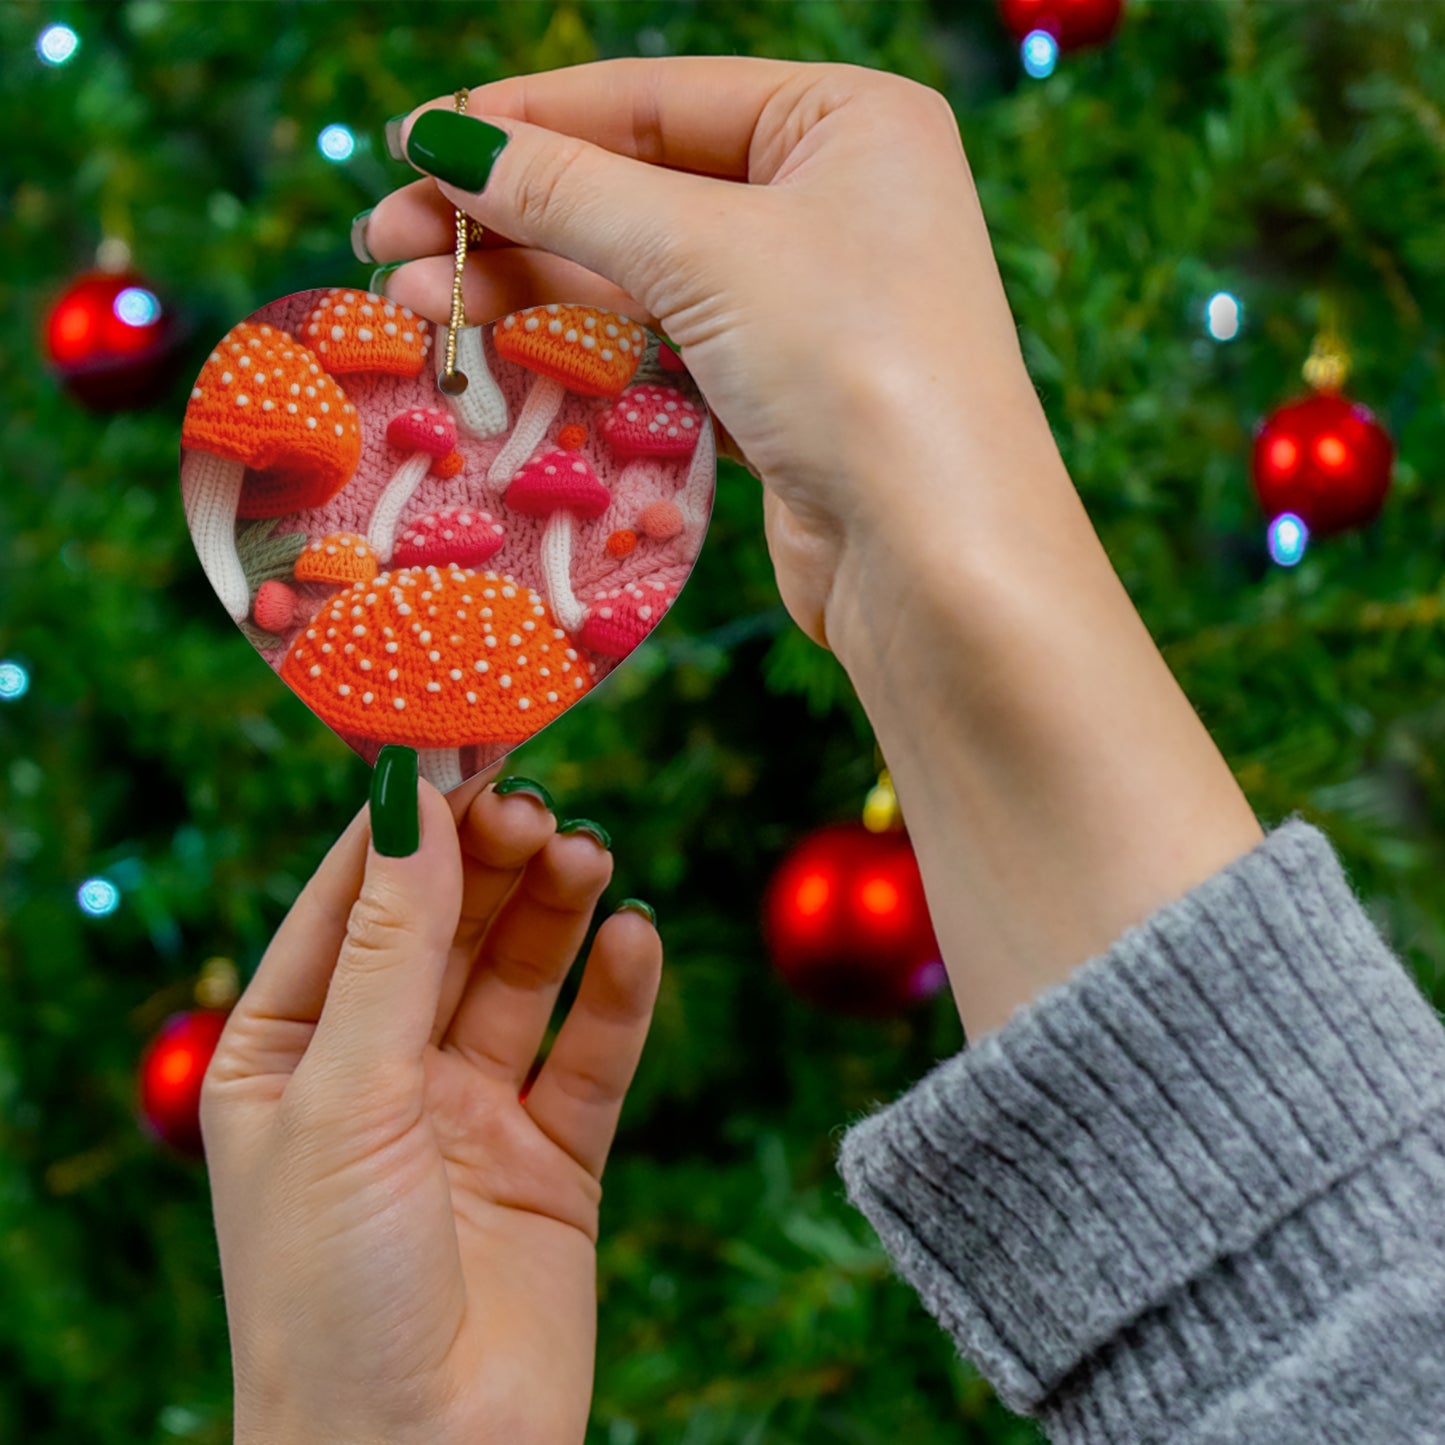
xmin=182 ymin=289 xmax=713 ymax=775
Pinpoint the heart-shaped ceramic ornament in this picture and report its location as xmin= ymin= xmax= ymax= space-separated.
xmin=179 ymin=288 xmax=714 ymax=792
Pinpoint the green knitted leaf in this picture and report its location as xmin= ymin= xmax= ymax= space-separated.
xmin=236 ymin=519 xmax=308 ymax=589
xmin=238 ymin=618 xmax=283 ymax=650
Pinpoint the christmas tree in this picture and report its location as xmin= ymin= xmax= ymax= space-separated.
xmin=3 ymin=3 xmax=1444 ymax=1441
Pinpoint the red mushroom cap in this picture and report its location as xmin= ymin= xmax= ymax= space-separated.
xmin=387 ymin=406 xmax=457 ymax=458
xmin=577 ymin=579 xmax=676 ymax=658
xmin=504 ymin=449 xmax=611 ymax=520
xmin=392 ymin=509 xmax=506 ymax=570
xmin=600 ymin=385 xmax=702 ymax=459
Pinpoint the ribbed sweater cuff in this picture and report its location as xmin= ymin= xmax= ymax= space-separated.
xmin=836 ymin=820 xmax=1445 ymax=1430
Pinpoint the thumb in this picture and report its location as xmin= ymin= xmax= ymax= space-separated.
xmin=302 ymin=747 xmax=463 ymax=1088
xmin=398 ymin=106 xmax=738 ymax=316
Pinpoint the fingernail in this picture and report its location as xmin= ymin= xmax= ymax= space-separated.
xmin=493 ymin=775 xmax=555 ymax=813
xmin=616 ymin=898 xmax=656 ymax=926
xmin=558 ymin=818 xmax=612 ymax=851
xmin=350 ymin=208 xmax=376 ymax=265
xmin=384 ymin=113 xmax=409 ymax=162
xmin=371 ymin=745 xmax=420 ymax=857
xmin=369 ymin=261 xmax=404 ymax=297
xmin=405 ymin=110 xmax=510 ymax=192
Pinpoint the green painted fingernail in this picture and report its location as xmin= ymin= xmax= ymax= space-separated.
xmin=369 ymin=261 xmax=404 ymax=296
xmin=384 ymin=113 xmax=409 ymax=162
xmin=617 ymin=898 xmax=656 ymax=926
xmin=494 ymin=776 xmax=555 ymax=812
xmin=558 ymin=818 xmax=612 ymax=851
xmin=350 ymin=208 xmax=375 ymax=265
xmin=371 ymin=746 xmax=419 ymax=857
xmin=405 ymin=110 xmax=510 ymax=192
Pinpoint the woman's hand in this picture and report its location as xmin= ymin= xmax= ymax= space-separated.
xmin=363 ymin=60 xmax=1262 ymax=1039
xmin=201 ymin=764 xmax=661 ymax=1445
xmin=361 ymin=57 xmax=1050 ymax=653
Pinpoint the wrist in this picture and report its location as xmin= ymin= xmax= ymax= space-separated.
xmin=824 ymin=426 xmax=1261 ymax=1039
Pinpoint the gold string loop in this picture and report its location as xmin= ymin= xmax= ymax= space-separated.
xmin=438 ymin=87 xmax=477 ymax=397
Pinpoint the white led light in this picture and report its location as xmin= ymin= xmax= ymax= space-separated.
xmin=78 ymin=878 xmax=121 ymax=917
xmin=38 ymin=24 xmax=79 ymax=66
xmin=114 ymin=287 xmax=161 ymax=327
xmin=0 ymin=660 xmax=29 ymax=700
xmin=1206 ymin=291 xmax=1243 ymax=342
xmin=318 ymin=124 xmax=356 ymax=162
xmin=1022 ymin=30 xmax=1059 ymax=80
xmin=1267 ymin=512 xmax=1308 ymax=567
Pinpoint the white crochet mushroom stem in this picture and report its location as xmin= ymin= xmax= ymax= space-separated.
xmin=679 ymin=423 xmax=716 ymax=531
xmin=540 ymin=511 xmax=587 ymax=634
xmin=486 ymin=375 xmax=567 ymax=485
xmin=438 ymin=326 xmax=509 ymax=439
xmin=416 ymin=748 xmax=463 ymax=793
xmin=368 ymin=452 xmax=434 ymax=562
xmin=180 ymin=449 xmax=250 ymax=622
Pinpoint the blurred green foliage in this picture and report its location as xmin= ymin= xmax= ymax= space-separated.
xmin=1 ymin=2 xmax=1443 ymax=1442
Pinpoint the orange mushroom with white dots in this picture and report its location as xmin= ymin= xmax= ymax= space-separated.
xmin=303 ymin=289 xmax=432 ymax=379
xmin=294 ymin=532 xmax=379 ymax=589
xmin=181 ymin=322 xmax=361 ymax=621
xmin=487 ymin=304 xmax=644 ymax=485
xmin=280 ymin=565 xmax=594 ymax=792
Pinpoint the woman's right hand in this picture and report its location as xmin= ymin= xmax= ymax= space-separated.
xmin=360 ymin=57 xmax=1065 ymax=654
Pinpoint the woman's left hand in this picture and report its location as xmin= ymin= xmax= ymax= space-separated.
xmin=201 ymin=768 xmax=662 ymax=1445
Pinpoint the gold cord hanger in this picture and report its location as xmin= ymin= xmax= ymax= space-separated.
xmin=438 ymin=88 xmax=476 ymax=396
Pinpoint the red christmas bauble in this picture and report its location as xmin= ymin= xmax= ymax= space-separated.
xmin=998 ymin=0 xmax=1124 ymax=49
xmin=137 ymin=1009 xmax=230 ymax=1157
xmin=763 ymin=822 xmax=945 ymax=1017
xmin=44 ymin=270 xmax=181 ymax=410
xmin=1251 ymin=392 xmax=1394 ymax=537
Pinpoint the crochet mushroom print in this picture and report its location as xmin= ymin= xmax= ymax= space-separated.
xmin=280 ymin=566 xmax=594 ymax=792
xmin=601 ymin=383 xmax=714 ymax=538
xmin=181 ymin=322 xmax=361 ymax=621
xmin=372 ymin=407 xmax=459 ymax=562
xmin=504 ymin=449 xmax=612 ymax=633
xmin=487 ymin=304 xmax=645 ymax=484
xmin=180 ymin=287 xmax=715 ymax=788
xmin=304 ymin=289 xmax=431 ymax=379
xmin=435 ymin=324 xmax=509 ymax=439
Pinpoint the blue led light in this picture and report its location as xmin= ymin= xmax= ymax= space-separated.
xmin=1267 ymin=512 xmax=1309 ymax=568
xmin=114 ymin=286 xmax=161 ymax=328
xmin=0 ymin=660 xmax=28 ymax=701
xmin=1205 ymin=291 xmax=1242 ymax=342
xmin=318 ymin=124 xmax=357 ymax=162
xmin=38 ymin=24 xmax=79 ymax=66
xmin=1022 ymin=29 xmax=1059 ymax=79
xmin=78 ymin=878 xmax=121 ymax=917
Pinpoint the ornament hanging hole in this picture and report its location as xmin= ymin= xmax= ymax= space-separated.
xmin=437 ymin=369 xmax=469 ymax=397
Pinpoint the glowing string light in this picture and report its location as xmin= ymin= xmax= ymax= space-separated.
xmin=1267 ymin=512 xmax=1309 ymax=568
xmin=37 ymin=24 xmax=79 ymax=66
xmin=1022 ymin=30 xmax=1059 ymax=79
xmin=1205 ymin=291 xmax=1242 ymax=342
xmin=78 ymin=878 xmax=121 ymax=917
xmin=317 ymin=124 xmax=356 ymax=162
xmin=0 ymin=660 xmax=29 ymax=700
xmin=114 ymin=287 xmax=161 ymax=327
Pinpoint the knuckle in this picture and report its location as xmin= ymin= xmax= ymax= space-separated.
xmin=340 ymin=892 xmax=412 ymax=969
xmin=512 ymin=135 xmax=592 ymax=232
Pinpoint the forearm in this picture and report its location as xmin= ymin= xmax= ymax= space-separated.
xmin=824 ymin=375 xmax=1261 ymax=1039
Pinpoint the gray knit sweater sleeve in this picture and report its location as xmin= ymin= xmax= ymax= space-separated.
xmin=836 ymin=820 xmax=1445 ymax=1443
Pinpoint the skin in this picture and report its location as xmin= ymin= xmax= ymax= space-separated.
xmin=202 ymin=57 xmax=1264 ymax=1445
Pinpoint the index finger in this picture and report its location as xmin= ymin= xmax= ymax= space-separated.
xmin=407 ymin=55 xmax=809 ymax=182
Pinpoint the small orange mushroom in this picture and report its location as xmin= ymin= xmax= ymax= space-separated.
xmin=606 ymin=529 xmax=638 ymax=558
xmin=295 ymin=532 xmax=379 ymax=587
xmin=487 ymin=305 xmax=644 ymax=484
